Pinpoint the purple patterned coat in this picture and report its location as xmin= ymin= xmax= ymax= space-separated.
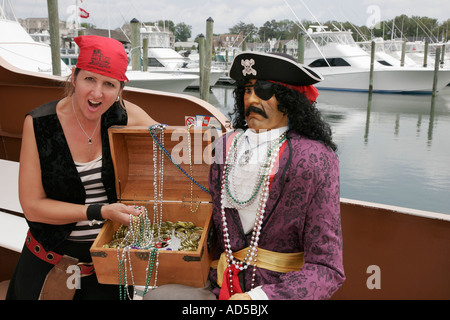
xmin=208 ymin=131 xmax=345 ymax=300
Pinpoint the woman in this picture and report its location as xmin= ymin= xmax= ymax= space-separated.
xmin=7 ymin=35 xmax=156 ymax=300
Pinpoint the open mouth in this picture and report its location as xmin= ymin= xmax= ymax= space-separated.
xmin=88 ymin=100 xmax=102 ymax=109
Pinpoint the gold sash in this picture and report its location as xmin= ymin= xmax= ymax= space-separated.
xmin=211 ymin=247 xmax=304 ymax=287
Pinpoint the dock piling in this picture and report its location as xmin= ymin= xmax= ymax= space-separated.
xmin=200 ymin=18 xmax=214 ymax=102
xmin=142 ymin=38 xmax=148 ymax=72
xmin=400 ymin=40 xmax=406 ymax=67
xmin=297 ymin=32 xmax=305 ymax=64
xmin=368 ymin=40 xmax=375 ymax=96
xmin=431 ymin=46 xmax=441 ymax=100
xmin=440 ymin=44 xmax=446 ymax=68
xmin=130 ymin=18 xmax=140 ymax=71
xmin=47 ymin=0 xmax=61 ymax=76
xmin=423 ymin=41 xmax=428 ymax=68
xmin=198 ymin=34 xmax=205 ymax=99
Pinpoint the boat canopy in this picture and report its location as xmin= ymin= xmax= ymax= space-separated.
xmin=306 ymin=31 xmax=357 ymax=48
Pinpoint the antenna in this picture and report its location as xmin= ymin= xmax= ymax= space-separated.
xmin=282 ymin=0 xmax=333 ymax=69
xmin=1 ymin=0 xmax=18 ymax=21
xmin=299 ymin=0 xmax=321 ymax=25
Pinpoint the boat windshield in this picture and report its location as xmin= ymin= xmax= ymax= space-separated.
xmin=141 ymin=25 xmax=171 ymax=48
xmin=307 ymin=32 xmax=357 ymax=48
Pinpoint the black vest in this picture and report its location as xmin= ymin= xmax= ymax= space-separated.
xmin=27 ymin=100 xmax=127 ymax=251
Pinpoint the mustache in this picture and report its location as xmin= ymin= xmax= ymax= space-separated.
xmin=245 ymin=106 xmax=268 ymax=118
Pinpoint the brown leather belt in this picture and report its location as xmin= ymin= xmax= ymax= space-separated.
xmin=26 ymin=230 xmax=95 ymax=276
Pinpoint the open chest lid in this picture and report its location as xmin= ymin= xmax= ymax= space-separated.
xmin=108 ymin=125 xmax=220 ymax=203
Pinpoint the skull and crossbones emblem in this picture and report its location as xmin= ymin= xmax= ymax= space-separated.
xmin=241 ymin=58 xmax=257 ymax=76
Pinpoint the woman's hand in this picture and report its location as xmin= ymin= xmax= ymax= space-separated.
xmin=101 ymin=203 xmax=141 ymax=225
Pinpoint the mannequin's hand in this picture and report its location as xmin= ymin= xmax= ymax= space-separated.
xmin=229 ymin=293 xmax=252 ymax=300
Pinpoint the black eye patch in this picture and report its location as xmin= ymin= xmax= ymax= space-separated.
xmin=244 ymin=80 xmax=275 ymax=101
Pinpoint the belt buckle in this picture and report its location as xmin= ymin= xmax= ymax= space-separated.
xmin=77 ymin=262 xmax=95 ymax=277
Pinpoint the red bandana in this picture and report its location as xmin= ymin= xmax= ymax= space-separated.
xmin=268 ymin=81 xmax=319 ymax=103
xmin=219 ymin=264 xmax=243 ymax=300
xmin=75 ymin=35 xmax=129 ymax=82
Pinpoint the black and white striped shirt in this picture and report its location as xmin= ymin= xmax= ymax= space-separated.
xmin=68 ymin=156 xmax=108 ymax=242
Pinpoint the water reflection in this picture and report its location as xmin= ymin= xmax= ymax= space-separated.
xmin=317 ymin=88 xmax=449 ymax=144
xmin=184 ymin=85 xmax=450 ymax=214
xmin=317 ymin=88 xmax=450 ymax=214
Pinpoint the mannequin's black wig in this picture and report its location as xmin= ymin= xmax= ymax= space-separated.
xmin=229 ymin=80 xmax=337 ymax=152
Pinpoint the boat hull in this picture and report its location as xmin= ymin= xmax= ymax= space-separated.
xmin=125 ymin=71 xmax=198 ymax=93
xmin=148 ymin=68 xmax=223 ymax=88
xmin=333 ymin=199 xmax=450 ymax=300
xmin=314 ymin=67 xmax=450 ymax=94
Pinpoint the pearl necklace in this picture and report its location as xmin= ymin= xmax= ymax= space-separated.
xmin=152 ymin=124 xmax=165 ymax=241
xmin=220 ymin=130 xmax=286 ymax=294
xmin=187 ymin=124 xmax=201 ymax=213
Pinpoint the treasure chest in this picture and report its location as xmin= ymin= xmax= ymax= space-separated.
xmin=90 ymin=125 xmax=220 ymax=288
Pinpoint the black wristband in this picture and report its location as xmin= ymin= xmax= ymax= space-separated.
xmin=86 ymin=204 xmax=104 ymax=221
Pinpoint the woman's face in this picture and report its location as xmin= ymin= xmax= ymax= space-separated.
xmin=243 ymin=79 xmax=288 ymax=132
xmin=71 ymin=68 xmax=122 ymax=121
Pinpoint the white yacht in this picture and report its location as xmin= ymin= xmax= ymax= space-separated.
xmin=59 ymin=48 xmax=197 ymax=93
xmin=140 ymin=24 xmax=224 ymax=88
xmin=0 ymin=3 xmax=197 ymax=93
xmin=303 ymin=27 xmax=450 ymax=94
xmin=0 ymin=10 xmax=72 ymax=76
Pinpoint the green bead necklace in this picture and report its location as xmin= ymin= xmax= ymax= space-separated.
xmin=224 ymin=131 xmax=287 ymax=209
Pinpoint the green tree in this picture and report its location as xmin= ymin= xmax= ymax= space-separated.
xmin=81 ymin=22 xmax=96 ymax=29
xmin=258 ymin=20 xmax=278 ymax=40
xmin=156 ymin=20 xmax=175 ymax=32
xmin=228 ymin=21 xmax=258 ymax=38
xmin=174 ymin=22 xmax=192 ymax=41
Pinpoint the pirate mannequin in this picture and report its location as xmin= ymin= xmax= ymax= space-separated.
xmin=208 ymin=52 xmax=345 ymax=300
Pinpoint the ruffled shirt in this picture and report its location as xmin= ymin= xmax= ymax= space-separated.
xmin=224 ymin=126 xmax=289 ymax=233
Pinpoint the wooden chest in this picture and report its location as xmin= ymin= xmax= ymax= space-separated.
xmin=90 ymin=126 xmax=217 ymax=288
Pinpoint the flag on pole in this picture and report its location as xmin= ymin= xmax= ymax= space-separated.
xmin=79 ymin=7 xmax=89 ymax=19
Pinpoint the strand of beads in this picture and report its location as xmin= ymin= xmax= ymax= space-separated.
xmin=224 ymin=132 xmax=287 ymax=209
xmin=118 ymin=255 xmax=126 ymax=299
xmin=142 ymin=248 xmax=159 ymax=296
xmin=117 ymin=206 xmax=160 ymax=300
xmin=223 ymin=131 xmax=264 ymax=208
xmin=149 ymin=124 xmax=210 ymax=194
xmin=187 ymin=124 xmax=201 ymax=213
xmin=220 ymin=131 xmax=286 ymax=295
xmin=118 ymin=244 xmax=132 ymax=299
xmin=151 ymin=124 xmax=165 ymax=241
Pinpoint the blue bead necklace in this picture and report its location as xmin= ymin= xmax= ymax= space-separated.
xmin=149 ymin=124 xmax=210 ymax=194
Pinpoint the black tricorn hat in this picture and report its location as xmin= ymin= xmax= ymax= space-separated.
xmin=229 ymin=51 xmax=323 ymax=86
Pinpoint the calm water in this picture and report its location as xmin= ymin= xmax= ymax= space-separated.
xmin=184 ymin=85 xmax=450 ymax=215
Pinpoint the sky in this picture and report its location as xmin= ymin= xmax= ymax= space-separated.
xmin=5 ymin=0 xmax=450 ymax=38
